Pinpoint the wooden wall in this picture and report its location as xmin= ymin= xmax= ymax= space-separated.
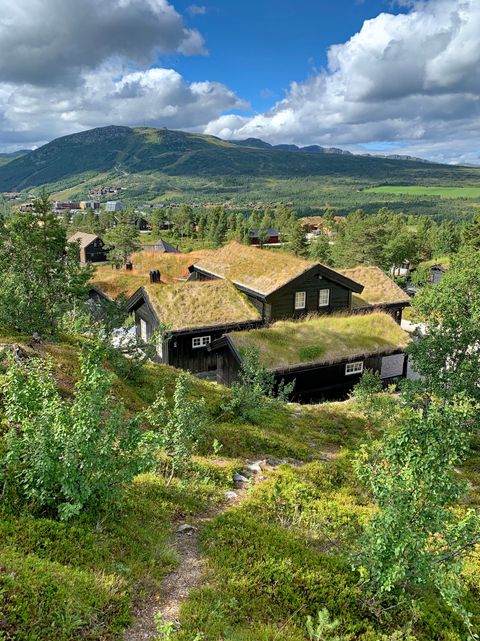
xmin=216 ymin=347 xmax=407 ymax=403
xmin=266 ymin=271 xmax=351 ymax=322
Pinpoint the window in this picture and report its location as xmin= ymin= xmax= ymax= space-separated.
xmin=294 ymin=291 xmax=306 ymax=310
xmin=345 ymin=361 xmax=364 ymax=376
xmin=140 ymin=318 xmax=148 ymax=342
xmin=192 ymin=336 xmax=211 ymax=349
xmin=318 ymin=288 xmax=330 ymax=307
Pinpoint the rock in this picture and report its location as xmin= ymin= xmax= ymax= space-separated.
xmin=177 ymin=524 xmax=197 ymax=534
xmin=233 ymin=472 xmax=249 ymax=483
xmin=246 ymin=462 xmax=262 ymax=474
xmin=224 ymin=491 xmax=238 ymax=500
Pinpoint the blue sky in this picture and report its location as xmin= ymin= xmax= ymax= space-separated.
xmin=168 ymin=1 xmax=407 ymax=114
xmin=0 ymin=0 xmax=478 ymax=164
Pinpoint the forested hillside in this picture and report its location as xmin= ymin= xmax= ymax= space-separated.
xmin=1 ymin=126 xmax=479 ymax=217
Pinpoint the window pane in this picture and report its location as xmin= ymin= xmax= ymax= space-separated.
xmin=295 ymin=291 xmax=306 ymax=310
xmin=319 ymin=289 xmax=330 ymax=307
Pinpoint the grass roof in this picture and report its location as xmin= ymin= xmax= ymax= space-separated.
xmin=339 ymin=266 xmax=411 ymax=308
xmin=144 ymin=280 xmax=261 ymax=332
xmin=193 ymin=242 xmax=317 ymax=295
xmin=91 ymin=248 xmax=215 ymax=298
xmin=229 ymin=311 xmax=410 ymax=371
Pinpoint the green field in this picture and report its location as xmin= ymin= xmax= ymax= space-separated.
xmin=365 ymin=185 xmax=480 ymax=199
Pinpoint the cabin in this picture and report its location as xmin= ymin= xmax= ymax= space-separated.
xmin=141 ymin=238 xmax=180 ymax=254
xmin=68 ymin=232 xmax=108 ymax=264
xmin=339 ymin=266 xmax=411 ymax=324
xmin=248 ymin=228 xmax=280 ymax=245
xmin=188 ymin=242 xmax=364 ymax=323
xmin=127 ymin=280 xmax=262 ymax=376
xmin=211 ymin=312 xmax=410 ymax=402
xmin=134 ymin=215 xmax=151 ymax=231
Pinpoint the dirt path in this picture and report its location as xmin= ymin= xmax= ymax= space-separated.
xmin=123 ymin=468 xmax=255 ymax=641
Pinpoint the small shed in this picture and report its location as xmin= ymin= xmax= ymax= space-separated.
xmin=68 ymin=232 xmax=108 ymax=264
xmin=142 ymin=238 xmax=180 ymax=254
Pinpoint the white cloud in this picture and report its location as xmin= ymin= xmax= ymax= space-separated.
xmin=0 ymin=0 xmax=248 ymax=149
xmin=0 ymin=66 xmax=247 ymax=148
xmin=0 ymin=0 xmax=206 ymax=86
xmin=187 ymin=4 xmax=207 ymax=16
xmin=205 ymin=0 xmax=480 ymax=164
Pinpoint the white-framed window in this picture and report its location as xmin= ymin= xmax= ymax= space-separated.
xmin=140 ymin=318 xmax=148 ymax=342
xmin=294 ymin=291 xmax=306 ymax=310
xmin=192 ymin=335 xmax=211 ymax=349
xmin=345 ymin=361 xmax=364 ymax=376
xmin=318 ymin=288 xmax=330 ymax=307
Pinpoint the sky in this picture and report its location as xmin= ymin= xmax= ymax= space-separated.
xmin=0 ymin=0 xmax=479 ymax=164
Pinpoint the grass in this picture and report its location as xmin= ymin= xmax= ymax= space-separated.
xmin=340 ymin=266 xmax=411 ymax=307
xmin=91 ymin=247 xmax=214 ymax=298
xmin=230 ymin=311 xmax=410 ymax=370
xmin=144 ymin=280 xmax=261 ymax=331
xmin=2 ymin=334 xmax=480 ymax=640
xmin=193 ymin=241 xmax=316 ymax=295
xmin=365 ymin=186 xmax=480 ymax=199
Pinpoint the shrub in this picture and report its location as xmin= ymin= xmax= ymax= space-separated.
xmin=144 ymin=371 xmax=207 ymax=483
xmin=226 ymin=347 xmax=294 ymax=422
xmin=0 ymin=338 xmax=152 ymax=520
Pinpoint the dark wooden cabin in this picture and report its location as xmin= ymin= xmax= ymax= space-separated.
xmin=248 ymin=228 xmax=280 ymax=245
xmin=339 ymin=266 xmax=411 ymax=324
xmin=68 ymin=232 xmax=108 ymax=264
xmin=188 ymin=242 xmax=364 ymax=323
xmin=210 ymin=311 xmax=410 ymax=402
xmin=127 ymin=279 xmax=262 ymax=376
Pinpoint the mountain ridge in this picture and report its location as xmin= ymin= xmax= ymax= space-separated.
xmin=0 ymin=125 xmax=453 ymax=192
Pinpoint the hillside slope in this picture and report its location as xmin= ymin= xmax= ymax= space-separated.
xmin=0 ymin=125 xmax=478 ymax=192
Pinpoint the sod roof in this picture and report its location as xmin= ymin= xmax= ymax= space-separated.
xmin=68 ymin=232 xmax=99 ymax=249
xmin=229 ymin=311 xmax=410 ymax=371
xmin=91 ymin=248 xmax=215 ymax=298
xmin=339 ymin=266 xmax=411 ymax=309
xmin=192 ymin=242 xmax=319 ymax=295
xmin=141 ymin=280 xmax=261 ymax=332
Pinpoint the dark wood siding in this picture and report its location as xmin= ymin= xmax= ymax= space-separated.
xmin=216 ymin=347 xmax=406 ymax=402
xmin=266 ymin=270 xmax=351 ymax=321
xmin=84 ymin=239 xmax=107 ymax=263
xmin=168 ymin=330 xmax=226 ymax=373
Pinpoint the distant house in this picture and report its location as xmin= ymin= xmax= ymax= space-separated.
xmin=211 ymin=312 xmax=410 ymax=402
xmin=188 ymin=242 xmax=364 ymax=322
xmin=105 ymin=201 xmax=124 ymax=212
xmin=68 ymin=232 xmax=108 ymax=264
xmin=54 ymin=201 xmax=81 ymax=211
xmin=127 ymin=280 xmax=261 ymax=375
xmin=142 ymin=238 xmax=180 ymax=254
xmin=339 ymin=265 xmax=411 ymax=324
xmin=79 ymin=200 xmax=100 ymax=210
xmin=134 ymin=215 xmax=151 ymax=231
xmin=248 ymin=228 xmax=280 ymax=245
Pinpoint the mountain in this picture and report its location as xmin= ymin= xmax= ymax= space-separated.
xmin=0 ymin=125 xmax=473 ymax=194
xmin=0 ymin=149 xmax=30 ymax=167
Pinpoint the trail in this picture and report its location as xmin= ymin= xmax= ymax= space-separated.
xmin=123 ymin=462 xmax=264 ymax=641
